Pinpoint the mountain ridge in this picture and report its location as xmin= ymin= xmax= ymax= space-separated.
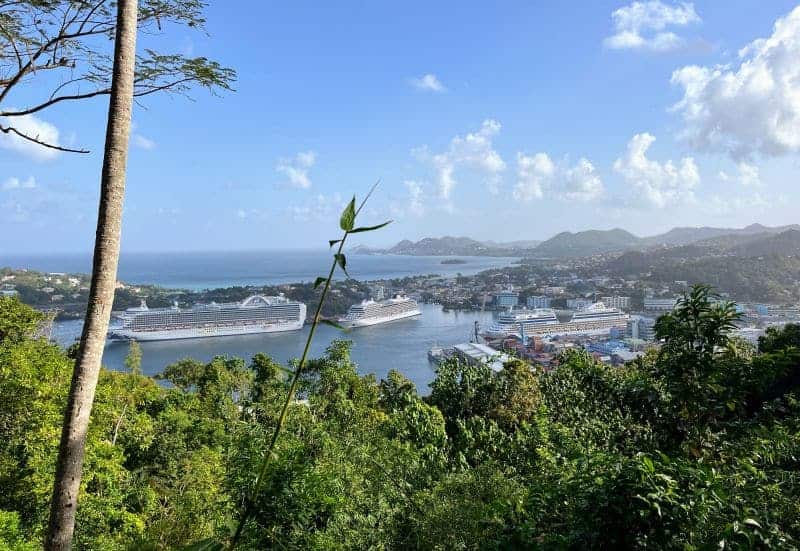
xmin=357 ymin=224 xmax=800 ymax=258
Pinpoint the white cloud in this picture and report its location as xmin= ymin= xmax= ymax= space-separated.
xmin=718 ymin=162 xmax=761 ymax=186
xmin=514 ymin=154 xmax=604 ymax=202
xmin=514 ymin=153 xmax=554 ymax=201
xmin=736 ymin=161 xmax=760 ymax=187
xmin=415 ymin=119 xmax=505 ymax=200
xmin=703 ymin=191 xmax=772 ymax=216
xmin=409 ymin=73 xmax=446 ymax=93
xmin=276 ymin=150 xmax=316 ymax=189
xmin=2 ymin=176 xmax=36 ymax=190
xmin=613 ymin=133 xmax=699 ymax=208
xmin=561 ymin=158 xmax=605 ymax=201
xmin=285 ymin=192 xmax=345 ymax=222
xmin=671 ymin=6 xmax=800 ymax=158
xmin=133 ymin=134 xmax=156 ymax=150
xmin=404 ymin=180 xmax=426 ymax=217
xmin=0 ymin=113 xmax=61 ymax=161
xmin=604 ymin=1 xmax=700 ymax=52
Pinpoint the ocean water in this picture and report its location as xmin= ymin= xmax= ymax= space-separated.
xmin=1 ymin=250 xmax=519 ymax=290
xmin=52 ymin=304 xmax=494 ymax=392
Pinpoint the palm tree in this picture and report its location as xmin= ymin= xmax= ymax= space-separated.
xmin=45 ymin=0 xmax=139 ymax=548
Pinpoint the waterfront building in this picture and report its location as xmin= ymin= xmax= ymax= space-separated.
xmin=601 ymin=295 xmax=631 ymax=309
xmin=453 ymin=342 xmax=512 ymax=372
xmin=643 ymin=297 xmax=679 ymax=311
xmin=566 ymin=298 xmax=592 ymax=310
xmin=544 ymin=286 xmax=566 ymax=296
xmin=527 ymin=295 xmax=551 ymax=309
xmin=494 ymin=289 xmax=519 ymax=308
xmin=627 ymin=315 xmax=656 ymax=341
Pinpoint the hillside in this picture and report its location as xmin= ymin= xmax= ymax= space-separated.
xmin=603 ymin=229 xmax=800 ymax=302
xmin=640 ymin=223 xmax=800 ymax=247
xmin=367 ymin=224 xmax=800 ymax=259
xmin=531 ymin=228 xmax=640 ymax=258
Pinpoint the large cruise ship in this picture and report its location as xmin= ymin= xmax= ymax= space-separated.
xmin=339 ymin=295 xmax=421 ymax=328
xmin=485 ymin=302 xmax=628 ymax=338
xmin=109 ymin=295 xmax=306 ymax=341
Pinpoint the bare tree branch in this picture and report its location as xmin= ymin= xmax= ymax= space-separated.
xmin=0 ymin=122 xmax=89 ymax=153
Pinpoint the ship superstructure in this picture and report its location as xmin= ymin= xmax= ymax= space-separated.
xmin=485 ymin=302 xmax=628 ymax=338
xmin=109 ymin=295 xmax=306 ymax=341
xmin=339 ymin=295 xmax=421 ymax=328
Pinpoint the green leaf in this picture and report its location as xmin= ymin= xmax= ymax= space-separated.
xmin=321 ymin=318 xmax=349 ymax=331
xmin=350 ymin=220 xmax=392 ymax=234
xmin=182 ymin=538 xmax=224 ymax=551
xmin=329 ymin=239 xmax=341 ymax=248
xmin=743 ymin=518 xmax=762 ymax=529
xmin=334 ymin=253 xmax=350 ymax=277
xmin=339 ymin=196 xmax=356 ymax=231
xmin=314 ymin=276 xmax=327 ymax=289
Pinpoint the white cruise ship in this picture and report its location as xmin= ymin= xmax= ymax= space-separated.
xmin=485 ymin=302 xmax=628 ymax=338
xmin=339 ymin=295 xmax=421 ymax=328
xmin=485 ymin=308 xmax=561 ymax=337
xmin=109 ymin=295 xmax=306 ymax=341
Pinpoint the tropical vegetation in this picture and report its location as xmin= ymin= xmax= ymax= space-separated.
xmin=1 ymin=284 xmax=799 ymax=549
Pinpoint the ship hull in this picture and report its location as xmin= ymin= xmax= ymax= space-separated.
xmin=340 ymin=308 xmax=421 ymax=328
xmin=485 ymin=320 xmax=628 ymax=338
xmin=109 ymin=320 xmax=304 ymax=342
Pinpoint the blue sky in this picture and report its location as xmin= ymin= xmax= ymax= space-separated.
xmin=3 ymin=0 xmax=800 ymax=253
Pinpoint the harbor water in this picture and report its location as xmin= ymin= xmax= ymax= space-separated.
xmin=52 ymin=303 xmax=495 ymax=391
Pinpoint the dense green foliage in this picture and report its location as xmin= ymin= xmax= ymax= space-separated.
xmin=1 ymin=292 xmax=800 ymax=549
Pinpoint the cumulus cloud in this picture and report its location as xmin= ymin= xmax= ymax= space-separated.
xmin=613 ymin=133 xmax=699 ymax=208
xmin=719 ymin=162 xmax=761 ymax=187
xmin=2 ymin=176 xmax=36 ymax=191
xmin=604 ymin=1 xmax=700 ymax=52
xmin=415 ymin=119 xmax=506 ymax=200
xmin=514 ymin=153 xmax=554 ymax=201
xmin=671 ymin=6 xmax=800 ymax=158
xmin=276 ymin=151 xmax=316 ymax=189
xmin=514 ymin=154 xmax=603 ymax=202
xmin=0 ymin=113 xmax=61 ymax=161
xmin=409 ymin=73 xmax=446 ymax=93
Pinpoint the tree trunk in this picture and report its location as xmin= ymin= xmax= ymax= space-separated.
xmin=45 ymin=1 xmax=139 ymax=549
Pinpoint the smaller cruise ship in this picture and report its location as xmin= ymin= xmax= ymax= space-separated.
xmin=339 ymin=295 xmax=421 ymax=328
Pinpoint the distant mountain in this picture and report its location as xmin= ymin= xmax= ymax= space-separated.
xmin=641 ymin=223 xmax=800 ymax=247
xmin=483 ymin=239 xmax=542 ymax=249
xmin=531 ymin=228 xmax=640 ymax=258
xmin=361 ymin=224 xmax=800 ymax=259
xmin=530 ymin=224 xmax=800 ymax=258
xmin=370 ymin=236 xmax=518 ymax=257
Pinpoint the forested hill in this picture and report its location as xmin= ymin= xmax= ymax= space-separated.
xmin=604 ymin=229 xmax=800 ymax=302
xmin=531 ymin=228 xmax=640 ymax=258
